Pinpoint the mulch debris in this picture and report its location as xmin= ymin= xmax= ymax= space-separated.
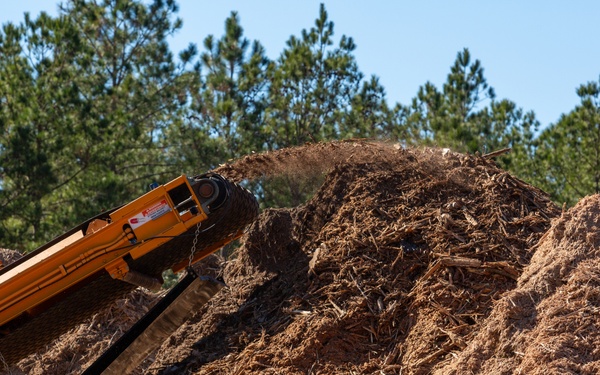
xmin=9 ymin=141 xmax=599 ymax=375
xmin=148 ymin=142 xmax=558 ymax=374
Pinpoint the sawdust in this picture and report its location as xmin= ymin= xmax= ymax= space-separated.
xmin=436 ymin=194 xmax=600 ymax=375
xmin=8 ymin=140 xmax=600 ymax=374
xmin=211 ymin=140 xmax=400 ymax=184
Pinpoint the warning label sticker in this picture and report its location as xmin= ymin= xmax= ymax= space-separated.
xmin=128 ymin=199 xmax=172 ymax=229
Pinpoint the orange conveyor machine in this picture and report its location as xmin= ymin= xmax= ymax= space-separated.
xmin=0 ymin=173 xmax=259 ymax=365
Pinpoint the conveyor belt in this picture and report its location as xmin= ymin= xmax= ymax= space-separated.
xmin=82 ymin=270 xmax=223 ymax=375
xmin=0 ymin=178 xmax=258 ymax=365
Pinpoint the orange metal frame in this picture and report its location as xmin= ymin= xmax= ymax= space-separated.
xmin=0 ymin=175 xmax=214 ymax=328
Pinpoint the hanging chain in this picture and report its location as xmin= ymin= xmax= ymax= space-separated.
xmin=188 ymin=222 xmax=202 ymax=268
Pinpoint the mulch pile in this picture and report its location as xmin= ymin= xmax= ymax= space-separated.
xmin=7 ymin=140 xmax=599 ymax=374
xmin=436 ymin=194 xmax=600 ymax=375
xmin=4 ymin=286 xmax=160 ymax=375
xmin=146 ymin=142 xmax=558 ymax=374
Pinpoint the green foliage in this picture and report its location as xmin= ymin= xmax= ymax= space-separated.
xmin=533 ymin=78 xmax=600 ymax=206
xmin=342 ymin=76 xmax=405 ymax=140
xmin=401 ymin=48 xmax=540 ymax=184
xmin=485 ymin=99 xmax=539 ymax=177
xmin=173 ymin=11 xmax=271 ymax=171
xmin=0 ymin=0 xmax=194 ymax=250
xmin=1 ymin=0 xmax=599 ymax=252
xmin=0 ymin=13 xmax=74 ymax=249
xmin=404 ymin=48 xmax=498 ymax=152
xmin=258 ymin=5 xmax=398 ymax=207
xmin=173 ymin=4 xmax=395 ymax=208
xmin=265 ymin=4 xmax=364 ymax=148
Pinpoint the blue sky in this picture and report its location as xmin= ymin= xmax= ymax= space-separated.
xmin=2 ymin=1 xmax=599 ymax=128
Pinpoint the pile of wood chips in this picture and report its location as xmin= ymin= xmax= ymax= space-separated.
xmin=438 ymin=194 xmax=600 ymax=375
xmin=16 ymin=141 xmax=600 ymax=374
xmin=146 ymin=143 xmax=559 ymax=374
xmin=7 ymin=288 xmax=159 ymax=374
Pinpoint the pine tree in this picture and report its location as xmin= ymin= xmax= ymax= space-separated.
xmin=533 ymin=77 xmax=600 ymax=206
xmin=172 ymin=10 xmax=270 ymax=172
xmin=266 ymin=4 xmax=363 ymax=148
xmin=0 ymin=0 xmax=194 ymax=250
xmin=402 ymin=48 xmax=539 ymax=180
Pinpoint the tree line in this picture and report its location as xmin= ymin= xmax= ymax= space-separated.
xmin=0 ymin=0 xmax=597 ymax=251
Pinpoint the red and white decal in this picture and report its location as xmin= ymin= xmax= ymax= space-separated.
xmin=128 ymin=199 xmax=172 ymax=229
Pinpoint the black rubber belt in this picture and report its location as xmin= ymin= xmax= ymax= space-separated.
xmin=82 ymin=269 xmax=224 ymax=375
